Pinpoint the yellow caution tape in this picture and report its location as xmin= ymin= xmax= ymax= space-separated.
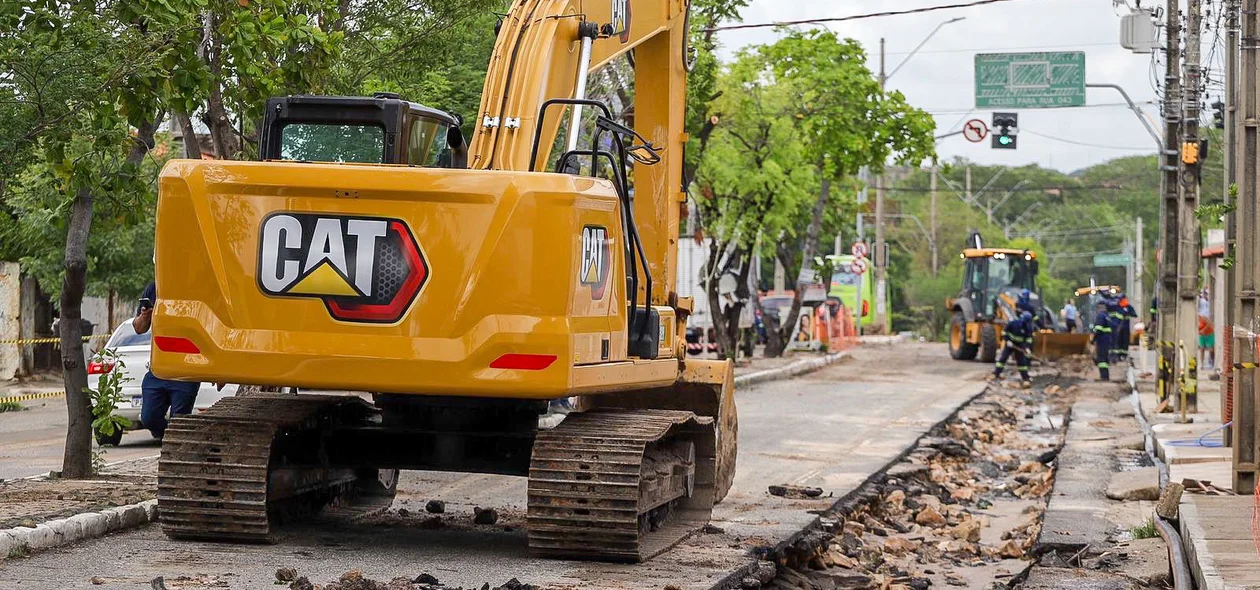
xmin=1 ymin=390 xmax=67 ymax=403
xmin=1234 ymin=362 xmax=1259 ymax=371
xmin=0 ymin=334 xmax=110 ymax=345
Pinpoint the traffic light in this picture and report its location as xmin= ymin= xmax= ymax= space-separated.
xmin=992 ymin=112 xmax=1018 ymax=150
xmin=1212 ymin=100 xmax=1225 ymax=129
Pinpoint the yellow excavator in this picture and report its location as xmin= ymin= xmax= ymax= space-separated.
xmin=150 ymin=0 xmax=736 ymax=562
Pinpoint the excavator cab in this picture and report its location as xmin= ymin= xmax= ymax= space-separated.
xmin=258 ymin=93 xmax=468 ymax=168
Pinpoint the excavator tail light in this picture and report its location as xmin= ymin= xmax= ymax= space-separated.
xmin=490 ymin=354 xmax=557 ymax=371
xmin=154 ymin=336 xmax=201 ymax=355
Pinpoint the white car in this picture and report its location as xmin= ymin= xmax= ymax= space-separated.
xmin=88 ymin=320 xmax=239 ymax=445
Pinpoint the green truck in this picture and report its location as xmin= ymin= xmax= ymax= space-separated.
xmin=823 ymin=254 xmax=886 ymax=332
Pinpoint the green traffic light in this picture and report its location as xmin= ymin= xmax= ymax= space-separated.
xmin=998 ymin=135 xmax=1013 ymax=145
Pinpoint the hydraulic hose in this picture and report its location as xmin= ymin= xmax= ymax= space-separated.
xmin=1128 ymin=366 xmax=1192 ymax=590
xmin=1153 ymin=516 xmax=1193 ymax=590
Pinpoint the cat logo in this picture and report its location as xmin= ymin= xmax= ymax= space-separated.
xmin=580 ymin=226 xmax=611 ymax=300
xmin=611 ymin=0 xmax=631 ymax=43
xmin=257 ymin=213 xmax=429 ymax=324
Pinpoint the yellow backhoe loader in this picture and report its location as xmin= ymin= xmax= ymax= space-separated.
xmin=946 ymin=234 xmax=1086 ymax=362
xmin=149 ymin=0 xmax=736 ymax=563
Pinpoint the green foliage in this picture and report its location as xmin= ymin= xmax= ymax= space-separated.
xmin=0 ymin=400 xmax=25 ymax=413
xmin=1129 ymin=518 xmax=1158 ymax=540
xmin=1194 ymin=201 xmax=1234 ymax=221
xmin=757 ymin=30 xmax=936 ymax=177
xmin=331 ymin=1 xmax=507 ymax=127
xmin=87 ymin=348 xmax=132 ymax=440
xmin=694 ymin=30 xmax=934 ymax=250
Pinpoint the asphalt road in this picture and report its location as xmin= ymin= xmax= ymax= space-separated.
xmin=0 ymin=342 xmax=991 ymax=589
xmin=0 ymin=397 xmax=159 ymax=480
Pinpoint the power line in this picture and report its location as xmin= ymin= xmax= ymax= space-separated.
xmin=704 ymin=0 xmax=1032 ymax=32
xmin=882 ymin=41 xmax=1118 ymax=56
xmin=926 ymin=102 xmax=1156 ymax=115
xmin=876 ymin=185 xmax=1134 ymax=192
xmin=1020 ymin=129 xmax=1155 ymax=151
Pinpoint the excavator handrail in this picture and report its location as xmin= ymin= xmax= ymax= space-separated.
xmin=528 ymin=98 xmax=615 ymax=172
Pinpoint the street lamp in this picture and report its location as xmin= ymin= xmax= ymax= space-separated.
xmin=871 ymin=16 xmax=966 ymax=330
xmin=884 ymin=17 xmax=966 ymax=83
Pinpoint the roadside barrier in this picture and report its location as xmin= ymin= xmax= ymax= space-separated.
xmin=0 ymin=334 xmax=109 ymax=346
xmin=1 ymin=390 xmax=66 ymax=403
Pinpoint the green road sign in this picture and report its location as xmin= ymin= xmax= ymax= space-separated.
xmin=975 ymin=52 xmax=1086 ymax=109
xmin=1093 ymin=253 xmax=1132 ymax=268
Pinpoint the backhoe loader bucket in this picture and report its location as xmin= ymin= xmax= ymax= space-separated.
xmin=1033 ymin=331 xmax=1091 ymax=360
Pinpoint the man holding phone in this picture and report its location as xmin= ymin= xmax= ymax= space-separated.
xmin=132 ymin=281 xmax=201 ymax=440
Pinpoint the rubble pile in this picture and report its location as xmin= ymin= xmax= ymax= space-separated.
xmin=276 ymin=569 xmax=537 ymax=590
xmin=766 ymin=381 xmax=1071 ymax=590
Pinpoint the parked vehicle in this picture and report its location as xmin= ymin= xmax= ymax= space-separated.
xmin=88 ymin=321 xmax=239 ymax=445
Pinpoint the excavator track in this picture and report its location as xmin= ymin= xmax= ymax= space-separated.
xmin=157 ymin=393 xmax=393 ymax=543
xmin=527 ymin=409 xmax=716 ymax=562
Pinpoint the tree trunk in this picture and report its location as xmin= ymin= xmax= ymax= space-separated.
xmin=706 ymin=282 xmax=736 ymax=359
xmin=203 ymin=13 xmax=237 ymax=160
xmin=761 ymin=292 xmax=786 ymax=357
xmin=175 ymin=111 xmax=202 ymax=159
xmin=770 ymin=177 xmax=832 ymax=356
xmin=60 ymin=116 xmax=161 ymax=478
xmin=59 ymin=185 xmax=95 ymax=478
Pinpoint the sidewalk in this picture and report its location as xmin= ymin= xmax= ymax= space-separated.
xmin=1134 ymin=358 xmax=1260 ymax=589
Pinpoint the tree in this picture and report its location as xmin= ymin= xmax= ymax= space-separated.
xmin=693 ymin=58 xmax=818 ymax=357
xmin=0 ymin=0 xmax=193 ymax=477
xmin=331 ymin=1 xmax=506 ymax=126
xmin=691 ymin=30 xmax=935 ymax=357
xmin=161 ymin=0 xmax=343 ymax=161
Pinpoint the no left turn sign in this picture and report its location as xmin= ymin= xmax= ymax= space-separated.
xmin=963 ymin=119 xmax=989 ymax=143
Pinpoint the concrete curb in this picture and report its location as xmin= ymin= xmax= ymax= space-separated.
xmin=1177 ymin=499 xmax=1226 ymax=590
xmin=858 ymin=333 xmax=911 ymax=346
xmin=734 ymin=351 xmax=849 ymax=388
xmin=0 ymin=499 xmax=156 ymax=560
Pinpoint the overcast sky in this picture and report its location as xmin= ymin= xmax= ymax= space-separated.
xmin=713 ymin=0 xmax=1215 ymax=174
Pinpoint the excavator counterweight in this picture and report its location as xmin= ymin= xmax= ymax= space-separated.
xmin=151 ymin=0 xmax=736 ymax=562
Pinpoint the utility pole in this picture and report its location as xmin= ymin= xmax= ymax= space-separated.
xmin=1233 ymin=0 xmax=1259 ymax=493
xmin=1135 ymin=216 xmax=1145 ymax=327
xmin=930 ymin=161 xmax=939 ymax=276
xmin=1158 ymin=0 xmax=1182 ymax=408
xmin=1136 ymin=216 xmax=1146 ymax=374
xmin=1224 ymin=0 xmax=1239 ymax=447
xmin=1125 ymin=237 xmax=1136 ymax=299
xmin=965 ymin=165 xmax=972 ymax=205
xmin=1178 ymin=0 xmax=1203 ymax=414
xmin=873 ymin=38 xmax=889 ymax=332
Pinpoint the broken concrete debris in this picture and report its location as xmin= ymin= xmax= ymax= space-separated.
xmin=769 ymin=484 xmax=826 ymax=498
xmin=284 ymin=570 xmax=533 ymax=590
xmin=764 ymin=379 xmax=1066 ymax=590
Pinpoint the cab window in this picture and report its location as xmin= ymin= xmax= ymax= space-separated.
xmin=280 ymin=123 xmax=385 ymax=163
xmin=407 ymin=117 xmax=450 ymax=167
